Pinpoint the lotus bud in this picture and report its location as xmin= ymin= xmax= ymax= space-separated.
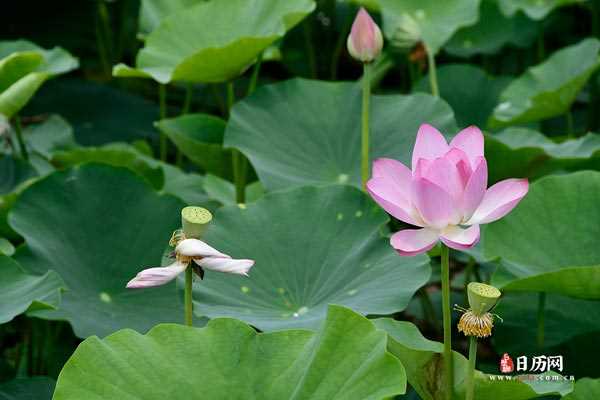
xmin=347 ymin=8 xmax=383 ymax=63
xmin=456 ymin=282 xmax=502 ymax=338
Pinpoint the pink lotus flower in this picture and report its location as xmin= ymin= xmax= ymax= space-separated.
xmin=367 ymin=124 xmax=528 ymax=256
xmin=126 ymin=239 xmax=254 ymax=288
xmin=347 ymin=7 xmax=383 ymax=63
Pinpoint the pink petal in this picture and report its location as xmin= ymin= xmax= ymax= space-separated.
xmin=462 ymin=157 xmax=488 ymax=221
xmin=367 ymin=158 xmax=421 ymax=226
xmin=466 ymin=179 xmax=529 ymax=225
xmin=126 ymin=261 xmax=188 ymax=289
xmin=390 ymin=228 xmax=439 ymax=256
xmin=440 ymin=225 xmax=480 ymax=250
xmin=450 ymin=126 xmax=484 ymax=169
xmin=411 ymin=124 xmax=449 ymax=171
xmin=413 ymin=178 xmax=458 ymax=229
xmin=444 ymin=148 xmax=473 ymax=187
xmin=194 ymin=257 xmax=254 ymax=276
xmin=176 ymin=239 xmax=230 ymax=258
xmin=419 ymin=156 xmax=463 ymax=203
xmin=347 ymin=8 xmax=383 ymax=62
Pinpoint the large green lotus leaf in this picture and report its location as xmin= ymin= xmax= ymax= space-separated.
xmin=225 ymin=78 xmax=457 ymax=191
xmin=484 ymin=171 xmax=600 ymax=299
xmin=192 ymin=185 xmax=430 ymax=331
xmin=490 ymin=38 xmax=600 ymax=127
xmin=138 ymin=0 xmax=202 ymax=35
xmin=51 ymin=143 xmax=165 ymax=190
xmin=375 ymin=318 xmax=574 ymax=400
xmin=203 ymin=174 xmax=264 ymax=206
xmin=25 ymin=79 xmax=158 ymax=146
xmin=0 ymin=377 xmax=55 ymax=400
xmin=379 ymin=0 xmax=480 ymax=55
xmin=563 ymin=378 xmax=600 ymax=400
xmin=485 ymin=128 xmax=600 ymax=183
xmin=8 ymin=164 xmax=186 ymax=338
xmin=498 ymin=0 xmax=586 ymax=19
xmin=414 ymin=64 xmax=511 ymax=128
xmin=0 ymin=155 xmax=36 ymax=195
xmin=493 ymin=292 xmax=600 ymax=352
xmin=156 ymin=114 xmax=232 ymax=179
xmin=0 ymin=255 xmax=64 ymax=324
xmin=114 ymin=0 xmax=315 ymax=83
xmin=446 ymin=0 xmax=538 ymax=57
xmin=0 ymin=40 xmax=78 ymax=118
xmin=53 ymin=305 xmax=406 ymax=399
xmin=22 ymin=115 xmax=76 ymax=159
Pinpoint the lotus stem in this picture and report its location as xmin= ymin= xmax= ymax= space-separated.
xmin=13 ymin=115 xmax=28 ymax=160
xmin=182 ymin=83 xmax=193 ymax=115
xmin=228 ymin=82 xmax=246 ymax=203
xmin=426 ymin=48 xmax=439 ymax=97
xmin=537 ymin=292 xmax=546 ymax=348
xmin=466 ymin=335 xmax=478 ymax=400
xmin=440 ymin=244 xmax=453 ymax=399
xmin=361 ymin=63 xmax=371 ymax=190
xmin=158 ymin=84 xmax=168 ymax=161
xmin=181 ymin=206 xmax=213 ymax=327
xmin=566 ymin=110 xmax=574 ymax=138
xmin=247 ymin=53 xmax=263 ymax=96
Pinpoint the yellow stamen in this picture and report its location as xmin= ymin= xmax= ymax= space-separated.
xmin=457 ymin=310 xmax=494 ymax=338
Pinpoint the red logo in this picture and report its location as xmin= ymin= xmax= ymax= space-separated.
xmin=500 ymin=353 xmax=514 ymax=373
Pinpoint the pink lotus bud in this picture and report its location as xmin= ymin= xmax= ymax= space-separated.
xmin=347 ymin=8 xmax=384 ymax=63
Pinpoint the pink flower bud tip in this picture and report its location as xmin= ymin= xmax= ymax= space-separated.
xmin=347 ymin=7 xmax=383 ymax=63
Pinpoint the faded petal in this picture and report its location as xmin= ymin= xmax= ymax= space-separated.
xmin=462 ymin=157 xmax=488 ymax=221
xmin=390 ymin=228 xmax=439 ymax=256
xmin=126 ymin=261 xmax=188 ymax=289
xmin=413 ymin=178 xmax=458 ymax=228
xmin=449 ymin=126 xmax=484 ymax=169
xmin=347 ymin=8 xmax=383 ymax=62
xmin=440 ymin=225 xmax=480 ymax=250
xmin=176 ymin=238 xmax=230 ymax=259
xmin=194 ymin=257 xmax=254 ymax=276
xmin=411 ymin=124 xmax=449 ymax=171
xmin=466 ymin=179 xmax=529 ymax=225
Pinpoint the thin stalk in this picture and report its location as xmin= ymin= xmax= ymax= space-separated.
xmin=418 ymin=287 xmax=438 ymax=333
xmin=361 ymin=63 xmax=371 ymax=190
xmin=228 ymin=82 xmax=246 ymax=203
xmin=184 ymin=267 xmax=193 ymax=326
xmin=466 ymin=336 xmax=478 ymax=400
xmin=247 ymin=53 xmax=263 ymax=96
xmin=13 ymin=116 xmax=28 ymax=160
xmin=440 ymin=244 xmax=454 ymax=400
xmin=158 ymin=84 xmax=167 ymax=161
xmin=182 ymin=83 xmax=193 ymax=115
xmin=330 ymin=12 xmax=353 ymax=80
xmin=426 ymin=48 xmax=439 ymax=97
xmin=95 ymin=0 xmax=114 ymax=78
xmin=537 ymin=292 xmax=546 ymax=348
xmin=303 ymin=20 xmax=318 ymax=79
xmin=566 ymin=110 xmax=574 ymax=138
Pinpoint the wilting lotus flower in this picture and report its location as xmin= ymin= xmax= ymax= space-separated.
xmin=347 ymin=7 xmax=383 ymax=63
xmin=127 ymin=238 xmax=254 ymax=289
xmin=367 ymin=124 xmax=528 ymax=255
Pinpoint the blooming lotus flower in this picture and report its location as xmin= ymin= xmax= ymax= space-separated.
xmin=367 ymin=124 xmax=528 ymax=256
xmin=126 ymin=238 xmax=254 ymax=289
xmin=347 ymin=7 xmax=383 ymax=63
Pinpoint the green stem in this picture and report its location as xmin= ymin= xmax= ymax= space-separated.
xmin=185 ymin=267 xmax=193 ymax=326
xmin=426 ymin=48 xmax=439 ymax=97
xmin=13 ymin=115 xmax=28 ymax=160
xmin=228 ymin=82 xmax=246 ymax=203
xmin=418 ymin=287 xmax=438 ymax=333
xmin=537 ymin=292 xmax=546 ymax=349
xmin=330 ymin=12 xmax=353 ymax=80
xmin=95 ymin=0 xmax=113 ymax=78
xmin=440 ymin=244 xmax=454 ymax=400
xmin=566 ymin=110 xmax=574 ymax=138
xmin=158 ymin=84 xmax=167 ymax=161
xmin=466 ymin=336 xmax=478 ymax=400
xmin=303 ymin=20 xmax=318 ymax=79
xmin=361 ymin=63 xmax=371 ymax=190
xmin=247 ymin=53 xmax=263 ymax=96
xmin=182 ymin=83 xmax=193 ymax=115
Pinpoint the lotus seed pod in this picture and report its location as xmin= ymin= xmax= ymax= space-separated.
xmin=181 ymin=206 xmax=212 ymax=239
xmin=467 ymin=282 xmax=501 ymax=316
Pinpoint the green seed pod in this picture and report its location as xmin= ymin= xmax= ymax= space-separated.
xmin=467 ymin=282 xmax=501 ymax=316
xmin=181 ymin=206 xmax=212 ymax=239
